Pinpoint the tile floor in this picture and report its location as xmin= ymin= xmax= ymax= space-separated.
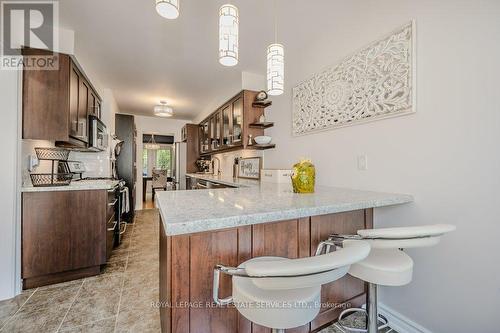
xmin=0 ymin=209 xmax=160 ymax=333
xmin=0 ymin=209 xmax=396 ymax=333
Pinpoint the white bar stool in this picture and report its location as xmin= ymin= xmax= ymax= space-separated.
xmin=213 ymin=240 xmax=371 ymax=333
xmin=332 ymin=224 xmax=456 ymax=333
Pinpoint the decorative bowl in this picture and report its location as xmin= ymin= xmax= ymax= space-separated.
xmin=254 ymin=136 xmax=272 ymax=145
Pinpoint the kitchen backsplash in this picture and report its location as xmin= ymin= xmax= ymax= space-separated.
xmin=21 ymin=140 xmax=112 ymax=186
xmin=211 ymin=149 xmax=263 ymax=177
xmin=21 ymin=140 xmax=55 ymax=186
xmin=69 ymin=150 xmax=111 ymax=178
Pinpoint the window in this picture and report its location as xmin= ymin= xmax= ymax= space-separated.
xmin=156 ymin=149 xmax=171 ymax=172
xmin=143 ymin=145 xmax=173 ymax=177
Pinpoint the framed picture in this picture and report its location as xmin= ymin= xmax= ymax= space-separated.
xmin=238 ymin=157 xmax=261 ymax=180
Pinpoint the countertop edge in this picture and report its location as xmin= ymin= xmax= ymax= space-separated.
xmin=158 ymin=194 xmax=414 ymax=236
xmin=21 ymin=183 xmax=118 ymax=192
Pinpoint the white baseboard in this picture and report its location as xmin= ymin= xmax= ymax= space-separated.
xmin=378 ymin=303 xmax=433 ymax=333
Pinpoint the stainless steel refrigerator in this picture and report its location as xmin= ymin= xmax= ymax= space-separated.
xmin=172 ymin=142 xmax=187 ymax=190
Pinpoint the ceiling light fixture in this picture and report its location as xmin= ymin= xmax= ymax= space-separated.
xmin=219 ymin=4 xmax=239 ymax=66
xmin=267 ymin=0 xmax=284 ymax=96
xmin=156 ymin=0 xmax=179 ymax=19
xmin=144 ymin=134 xmax=160 ymax=150
xmin=154 ymin=101 xmax=173 ymax=117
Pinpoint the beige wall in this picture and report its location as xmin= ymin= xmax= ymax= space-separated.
xmin=0 ymin=67 xmax=21 ymax=300
xmin=263 ymin=1 xmax=500 ymax=332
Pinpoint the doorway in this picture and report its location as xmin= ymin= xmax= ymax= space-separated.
xmin=142 ymin=134 xmax=174 ymax=209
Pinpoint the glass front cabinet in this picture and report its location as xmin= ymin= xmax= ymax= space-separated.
xmin=231 ymin=96 xmax=243 ymax=147
xmin=198 ymin=90 xmax=268 ymax=156
xmin=200 ymin=121 xmax=210 ymax=154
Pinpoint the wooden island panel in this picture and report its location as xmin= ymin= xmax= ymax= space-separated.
xmin=160 ymin=209 xmax=373 ymax=333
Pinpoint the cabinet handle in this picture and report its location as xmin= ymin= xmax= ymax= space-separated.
xmin=108 ymin=185 xmax=118 ymax=192
xmin=107 ymin=221 xmax=117 ymax=231
xmin=119 ymin=222 xmax=127 ymax=235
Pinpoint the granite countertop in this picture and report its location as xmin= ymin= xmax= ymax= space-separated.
xmin=156 ymin=177 xmax=414 ymax=236
xmin=21 ymin=179 xmax=119 ymax=192
xmin=186 ymin=173 xmax=260 ymax=187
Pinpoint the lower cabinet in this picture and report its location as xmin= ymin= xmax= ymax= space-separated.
xmin=22 ymin=190 xmax=108 ymax=289
xmin=159 ymin=209 xmax=373 ymax=333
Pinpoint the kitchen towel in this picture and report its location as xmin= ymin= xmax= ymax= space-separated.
xmin=121 ymin=186 xmax=130 ymax=214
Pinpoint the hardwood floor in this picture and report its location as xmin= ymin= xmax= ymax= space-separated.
xmin=143 ymin=193 xmax=156 ymax=210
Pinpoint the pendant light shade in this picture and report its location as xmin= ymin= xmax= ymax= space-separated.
xmin=267 ymin=43 xmax=284 ymax=96
xmin=156 ymin=0 xmax=179 ymax=19
xmin=154 ymin=101 xmax=173 ymax=117
xmin=144 ymin=135 xmax=160 ymax=150
xmin=219 ymin=4 xmax=239 ymax=67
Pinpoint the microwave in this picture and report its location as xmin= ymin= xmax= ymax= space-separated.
xmin=88 ymin=115 xmax=108 ymax=151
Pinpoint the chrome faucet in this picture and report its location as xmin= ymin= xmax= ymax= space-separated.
xmin=211 ymin=157 xmax=222 ymax=176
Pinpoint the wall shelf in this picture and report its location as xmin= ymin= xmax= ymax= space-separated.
xmin=248 ymin=144 xmax=276 ymax=150
xmin=252 ymin=101 xmax=272 ymax=108
xmin=249 ymin=122 xmax=274 ymax=129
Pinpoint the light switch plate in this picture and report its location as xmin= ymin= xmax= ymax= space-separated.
xmin=28 ymin=155 xmax=39 ymax=172
xmin=357 ymin=155 xmax=368 ymax=171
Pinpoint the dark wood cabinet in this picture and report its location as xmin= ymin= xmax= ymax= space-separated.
xmin=77 ymin=76 xmax=90 ymax=143
xmin=22 ymin=48 xmax=70 ymax=141
xmin=89 ymin=90 xmax=101 ymax=118
xmin=69 ymin=64 xmax=80 ymax=138
xmin=181 ymin=124 xmax=200 ymax=173
xmin=198 ymin=90 xmax=268 ymax=156
xmin=160 ymin=209 xmax=373 ymax=333
xmin=22 ymin=190 xmax=109 ymax=289
xmin=22 ymin=48 xmax=102 ymax=147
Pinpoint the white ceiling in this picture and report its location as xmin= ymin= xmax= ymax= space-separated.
xmin=59 ymin=0 xmax=350 ymax=120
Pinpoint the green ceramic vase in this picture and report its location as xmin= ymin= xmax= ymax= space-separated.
xmin=291 ymin=160 xmax=315 ymax=193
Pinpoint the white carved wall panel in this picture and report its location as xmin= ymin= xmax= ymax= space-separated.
xmin=292 ymin=22 xmax=415 ymax=136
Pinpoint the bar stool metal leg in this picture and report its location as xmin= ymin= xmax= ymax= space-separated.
xmin=367 ymin=283 xmax=378 ymax=333
xmin=337 ymin=282 xmax=389 ymax=332
xmin=272 ymin=329 xmax=285 ymax=333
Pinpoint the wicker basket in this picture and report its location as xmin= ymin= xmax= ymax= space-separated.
xmin=30 ymin=173 xmax=73 ymax=187
xmin=34 ymin=147 xmax=70 ymax=161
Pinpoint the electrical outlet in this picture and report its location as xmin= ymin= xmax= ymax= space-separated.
xmin=357 ymin=155 xmax=368 ymax=171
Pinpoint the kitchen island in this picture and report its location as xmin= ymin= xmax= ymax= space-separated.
xmin=156 ymin=178 xmax=413 ymax=333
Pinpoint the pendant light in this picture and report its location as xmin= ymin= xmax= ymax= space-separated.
xmin=144 ymin=134 xmax=160 ymax=150
xmin=267 ymin=0 xmax=284 ymax=96
xmin=219 ymin=4 xmax=239 ymax=66
xmin=154 ymin=101 xmax=174 ymax=117
xmin=156 ymin=0 xmax=179 ymax=19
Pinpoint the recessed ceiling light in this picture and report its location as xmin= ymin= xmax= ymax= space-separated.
xmin=154 ymin=101 xmax=173 ymax=117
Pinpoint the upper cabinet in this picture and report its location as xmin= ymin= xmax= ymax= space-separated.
xmin=198 ymin=90 xmax=273 ymax=155
xmin=231 ymin=95 xmax=243 ymax=146
xmin=200 ymin=120 xmax=210 ymax=154
xmin=22 ymin=48 xmax=102 ymax=148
